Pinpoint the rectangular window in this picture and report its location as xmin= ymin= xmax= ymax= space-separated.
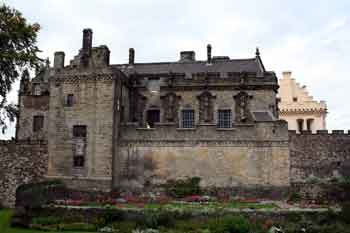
xmin=73 ymin=156 xmax=84 ymax=168
xmin=66 ymin=94 xmax=74 ymax=107
xmin=297 ymin=119 xmax=304 ymax=132
xmin=306 ymin=119 xmax=314 ymax=131
xmin=33 ymin=115 xmax=44 ymax=132
xmin=182 ymin=110 xmax=195 ymax=128
xmin=146 ymin=110 xmax=160 ymax=128
xmin=33 ymin=84 xmax=41 ymax=96
xmin=73 ymin=125 xmax=87 ymax=137
xmin=218 ymin=110 xmax=231 ymax=128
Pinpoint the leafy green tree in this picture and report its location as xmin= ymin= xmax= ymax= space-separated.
xmin=0 ymin=4 xmax=42 ymax=133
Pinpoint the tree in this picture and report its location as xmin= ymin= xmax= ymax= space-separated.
xmin=0 ymin=4 xmax=42 ymax=133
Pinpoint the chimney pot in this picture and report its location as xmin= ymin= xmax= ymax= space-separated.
xmin=129 ymin=48 xmax=135 ymax=65
xmin=207 ymin=44 xmax=212 ymax=64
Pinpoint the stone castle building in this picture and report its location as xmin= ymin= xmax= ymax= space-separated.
xmin=277 ymin=71 xmax=327 ymax=133
xmin=16 ymin=28 xmax=290 ymax=191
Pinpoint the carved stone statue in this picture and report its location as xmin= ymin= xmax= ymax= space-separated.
xmin=161 ymin=92 xmax=180 ymax=122
xmin=234 ymin=91 xmax=252 ymax=122
xmin=129 ymin=89 xmax=147 ymax=125
xmin=198 ymin=91 xmax=215 ymax=123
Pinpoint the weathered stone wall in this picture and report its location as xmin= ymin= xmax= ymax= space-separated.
xmin=116 ymin=121 xmax=290 ymax=189
xmin=17 ymin=95 xmax=50 ymax=140
xmin=0 ymin=140 xmax=48 ymax=207
xmin=289 ymin=130 xmax=350 ymax=182
xmin=47 ymin=72 xmax=116 ymax=181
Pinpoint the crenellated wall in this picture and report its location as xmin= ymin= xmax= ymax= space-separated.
xmin=0 ymin=140 xmax=48 ymax=207
xmin=289 ymin=130 xmax=350 ymax=182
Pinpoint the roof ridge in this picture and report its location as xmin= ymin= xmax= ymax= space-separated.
xmin=112 ymin=58 xmax=256 ymax=67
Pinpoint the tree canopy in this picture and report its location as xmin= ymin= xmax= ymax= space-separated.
xmin=0 ymin=4 xmax=42 ymax=133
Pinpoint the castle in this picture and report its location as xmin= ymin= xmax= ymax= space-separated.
xmin=16 ymin=28 xmax=290 ymax=190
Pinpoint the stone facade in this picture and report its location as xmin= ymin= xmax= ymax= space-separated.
xmin=277 ymin=71 xmax=327 ymax=133
xmin=289 ymin=130 xmax=350 ymax=182
xmin=0 ymin=140 xmax=48 ymax=207
xmin=16 ymin=28 xmax=290 ymax=191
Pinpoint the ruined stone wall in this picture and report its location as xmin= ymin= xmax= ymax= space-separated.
xmin=0 ymin=140 xmax=48 ymax=207
xmin=289 ymin=130 xmax=350 ymax=182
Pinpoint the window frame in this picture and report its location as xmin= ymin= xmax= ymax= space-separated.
xmin=217 ymin=109 xmax=232 ymax=128
xmin=66 ymin=94 xmax=74 ymax=107
xmin=182 ymin=109 xmax=195 ymax=128
xmin=33 ymin=115 xmax=44 ymax=132
xmin=73 ymin=125 xmax=87 ymax=138
xmin=146 ymin=109 xmax=160 ymax=128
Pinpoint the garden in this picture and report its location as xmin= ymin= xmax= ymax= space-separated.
xmin=1 ymin=177 xmax=350 ymax=233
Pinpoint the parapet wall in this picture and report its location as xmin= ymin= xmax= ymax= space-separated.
xmin=289 ymin=130 xmax=350 ymax=183
xmin=0 ymin=140 xmax=48 ymax=207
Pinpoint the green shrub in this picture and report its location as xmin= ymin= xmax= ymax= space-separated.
xmin=288 ymin=192 xmax=301 ymax=202
xmin=31 ymin=216 xmax=62 ymax=226
xmin=16 ymin=179 xmax=66 ymax=209
xmin=341 ymin=202 xmax=350 ymax=223
xmin=137 ymin=211 xmax=175 ymax=229
xmin=59 ymin=222 xmax=96 ymax=232
xmin=207 ymin=215 xmax=251 ymax=233
xmin=164 ymin=177 xmax=201 ymax=198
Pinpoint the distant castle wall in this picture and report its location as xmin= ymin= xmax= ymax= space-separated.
xmin=0 ymin=140 xmax=48 ymax=207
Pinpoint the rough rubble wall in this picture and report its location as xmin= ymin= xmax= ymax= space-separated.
xmin=0 ymin=140 xmax=48 ymax=207
xmin=289 ymin=130 xmax=350 ymax=182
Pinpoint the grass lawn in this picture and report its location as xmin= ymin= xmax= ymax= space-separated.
xmin=85 ymin=200 xmax=279 ymax=211
xmin=0 ymin=209 xmax=97 ymax=233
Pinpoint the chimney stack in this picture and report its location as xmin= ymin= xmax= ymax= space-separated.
xmin=207 ymin=44 xmax=212 ymax=64
xmin=54 ymin=51 xmax=65 ymax=69
xmin=282 ymin=71 xmax=292 ymax=79
xmin=179 ymin=51 xmax=195 ymax=62
xmin=82 ymin=28 xmax=93 ymax=55
xmin=129 ymin=48 xmax=135 ymax=65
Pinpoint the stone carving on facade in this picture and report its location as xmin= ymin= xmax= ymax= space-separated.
xmin=129 ymin=89 xmax=147 ymax=126
xmin=197 ymin=91 xmax=215 ymax=123
xmin=234 ymin=91 xmax=252 ymax=122
xmin=161 ymin=92 xmax=181 ymax=122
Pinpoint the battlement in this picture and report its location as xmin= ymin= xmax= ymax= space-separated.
xmin=288 ymin=130 xmax=350 ymax=135
xmin=0 ymin=139 xmax=48 ymax=145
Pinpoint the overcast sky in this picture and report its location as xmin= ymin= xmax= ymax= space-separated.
xmin=1 ymin=0 xmax=350 ymax=139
